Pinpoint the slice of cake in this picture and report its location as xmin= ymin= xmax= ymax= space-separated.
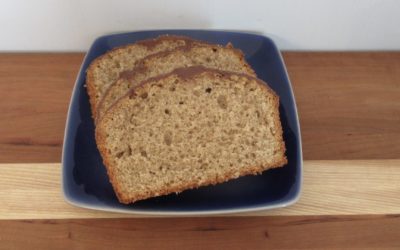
xmin=96 ymin=66 xmax=287 ymax=204
xmin=86 ymin=35 xmax=200 ymax=117
xmin=96 ymin=43 xmax=255 ymax=122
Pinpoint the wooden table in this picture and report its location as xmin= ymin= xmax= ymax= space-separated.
xmin=0 ymin=52 xmax=399 ymax=249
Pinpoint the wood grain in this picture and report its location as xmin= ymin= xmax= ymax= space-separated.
xmin=285 ymin=52 xmax=400 ymax=160
xmin=1 ymin=52 xmax=400 ymax=249
xmin=0 ymin=53 xmax=83 ymax=163
xmin=0 ymin=160 xmax=399 ymax=219
xmin=0 ymin=52 xmax=399 ymax=162
xmin=1 ymin=215 xmax=400 ymax=250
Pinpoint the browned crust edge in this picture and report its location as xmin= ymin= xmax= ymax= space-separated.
xmin=85 ymin=66 xmax=99 ymax=119
xmin=95 ymin=66 xmax=287 ymax=204
xmin=85 ymin=34 xmax=205 ymax=118
xmin=119 ymin=41 xmax=255 ymax=81
xmin=95 ymin=43 xmax=256 ymax=123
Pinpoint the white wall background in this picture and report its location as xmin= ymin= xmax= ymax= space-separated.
xmin=1 ymin=0 xmax=399 ymax=51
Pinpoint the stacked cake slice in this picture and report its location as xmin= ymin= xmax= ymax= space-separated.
xmin=86 ymin=35 xmax=287 ymax=204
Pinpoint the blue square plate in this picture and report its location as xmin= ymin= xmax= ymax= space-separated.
xmin=62 ymin=30 xmax=302 ymax=215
